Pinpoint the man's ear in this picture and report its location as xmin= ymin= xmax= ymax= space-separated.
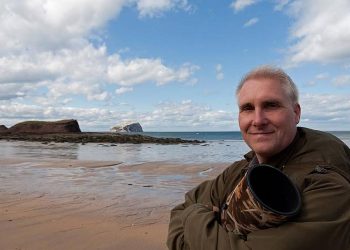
xmin=294 ymin=103 xmax=301 ymax=124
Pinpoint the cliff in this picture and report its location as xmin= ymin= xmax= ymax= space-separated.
xmin=6 ymin=120 xmax=81 ymax=134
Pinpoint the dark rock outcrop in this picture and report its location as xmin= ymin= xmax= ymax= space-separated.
xmin=0 ymin=125 xmax=8 ymax=132
xmin=0 ymin=132 xmax=203 ymax=144
xmin=7 ymin=119 xmax=81 ymax=134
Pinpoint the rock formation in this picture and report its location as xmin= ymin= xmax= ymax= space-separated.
xmin=0 ymin=120 xmax=205 ymax=144
xmin=7 ymin=119 xmax=81 ymax=134
xmin=0 ymin=125 xmax=8 ymax=132
xmin=111 ymin=122 xmax=143 ymax=133
xmin=0 ymin=132 xmax=203 ymax=144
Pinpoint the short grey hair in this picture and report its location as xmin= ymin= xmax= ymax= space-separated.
xmin=236 ymin=65 xmax=299 ymax=104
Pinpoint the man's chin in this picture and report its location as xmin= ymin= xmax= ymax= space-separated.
xmin=250 ymin=133 xmax=274 ymax=142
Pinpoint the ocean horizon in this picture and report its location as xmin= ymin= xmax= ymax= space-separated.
xmin=140 ymin=130 xmax=350 ymax=141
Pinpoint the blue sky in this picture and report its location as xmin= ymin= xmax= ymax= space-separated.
xmin=1 ymin=0 xmax=350 ymax=131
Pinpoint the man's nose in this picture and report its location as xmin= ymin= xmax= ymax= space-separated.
xmin=252 ymin=109 xmax=267 ymax=126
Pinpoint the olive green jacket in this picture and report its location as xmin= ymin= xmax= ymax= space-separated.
xmin=167 ymin=128 xmax=350 ymax=250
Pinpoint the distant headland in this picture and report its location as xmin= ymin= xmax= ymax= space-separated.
xmin=0 ymin=119 xmax=203 ymax=144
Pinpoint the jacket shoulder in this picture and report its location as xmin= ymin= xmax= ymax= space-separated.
xmin=294 ymin=127 xmax=350 ymax=180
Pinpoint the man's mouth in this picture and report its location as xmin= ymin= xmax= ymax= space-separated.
xmin=249 ymin=131 xmax=274 ymax=135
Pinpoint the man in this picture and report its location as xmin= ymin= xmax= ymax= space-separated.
xmin=167 ymin=66 xmax=350 ymax=250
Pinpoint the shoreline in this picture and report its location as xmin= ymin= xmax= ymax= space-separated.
xmin=0 ymin=157 xmax=230 ymax=249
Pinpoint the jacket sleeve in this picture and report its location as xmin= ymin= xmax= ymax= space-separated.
xmin=167 ymin=167 xmax=350 ymax=250
xmin=166 ymin=163 xmax=250 ymax=250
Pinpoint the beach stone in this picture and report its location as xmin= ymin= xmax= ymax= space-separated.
xmin=7 ymin=119 xmax=81 ymax=134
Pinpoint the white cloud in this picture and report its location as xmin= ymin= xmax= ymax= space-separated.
xmin=231 ymin=0 xmax=258 ymax=12
xmin=243 ymin=17 xmax=259 ymax=27
xmin=299 ymin=93 xmax=350 ymax=130
xmin=216 ymin=64 xmax=222 ymax=71
xmin=285 ymin=0 xmax=350 ymax=65
xmin=0 ymin=101 xmax=125 ymax=130
xmin=108 ymin=57 xmax=199 ymax=86
xmin=216 ymin=73 xmax=224 ymax=81
xmin=0 ymin=45 xmax=110 ymax=101
xmin=0 ymin=44 xmax=198 ymax=101
xmin=306 ymin=72 xmax=329 ymax=86
xmin=274 ymin=0 xmax=291 ymax=11
xmin=0 ymin=0 xmax=198 ymax=103
xmin=0 ymin=0 xmax=192 ymax=54
xmin=332 ymin=75 xmax=350 ymax=86
xmin=216 ymin=64 xmax=224 ymax=80
xmin=0 ymin=0 xmax=125 ymax=54
xmin=315 ymin=73 xmax=329 ymax=80
xmin=0 ymin=54 xmax=58 ymax=84
xmin=48 ymin=81 xmax=109 ymax=101
xmin=116 ymin=87 xmax=134 ymax=95
xmin=0 ymin=100 xmax=235 ymax=131
xmin=0 ymin=83 xmax=36 ymax=100
xmin=0 ymin=45 xmax=109 ymax=86
xmin=142 ymin=100 xmax=235 ymax=130
xmin=137 ymin=0 xmax=192 ymax=17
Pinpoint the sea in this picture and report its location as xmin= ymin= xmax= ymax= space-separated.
xmin=1 ymin=131 xmax=349 ymax=165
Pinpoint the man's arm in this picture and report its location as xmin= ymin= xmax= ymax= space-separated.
xmin=166 ymin=162 xmax=248 ymax=250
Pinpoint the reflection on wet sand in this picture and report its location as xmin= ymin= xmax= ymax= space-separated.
xmin=0 ymin=157 xmax=229 ymax=249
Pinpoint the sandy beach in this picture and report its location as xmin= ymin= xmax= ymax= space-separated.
xmin=0 ymin=157 xmax=229 ymax=249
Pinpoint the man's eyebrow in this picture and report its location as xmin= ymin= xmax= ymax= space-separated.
xmin=239 ymin=103 xmax=253 ymax=110
xmin=262 ymin=99 xmax=283 ymax=106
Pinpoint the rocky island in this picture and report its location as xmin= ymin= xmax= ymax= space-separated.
xmin=111 ymin=122 xmax=143 ymax=133
xmin=0 ymin=120 xmax=203 ymax=144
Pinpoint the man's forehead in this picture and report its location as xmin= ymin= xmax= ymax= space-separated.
xmin=238 ymin=87 xmax=286 ymax=102
xmin=237 ymin=78 xmax=288 ymax=104
xmin=240 ymin=77 xmax=282 ymax=90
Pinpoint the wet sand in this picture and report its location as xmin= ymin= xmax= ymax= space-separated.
xmin=0 ymin=158 xmax=230 ymax=249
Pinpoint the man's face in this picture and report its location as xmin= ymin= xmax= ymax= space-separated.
xmin=237 ymin=78 xmax=301 ymax=163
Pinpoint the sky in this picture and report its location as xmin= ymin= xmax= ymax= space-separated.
xmin=1 ymin=0 xmax=350 ymax=132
